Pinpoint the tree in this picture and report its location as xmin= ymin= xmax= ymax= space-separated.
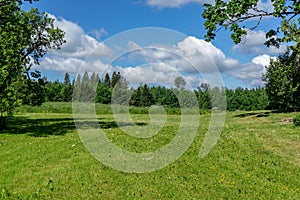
xmin=130 ymin=86 xmax=142 ymax=107
xmin=140 ymin=84 xmax=153 ymax=107
xmin=177 ymin=89 xmax=198 ymax=108
xmin=130 ymin=84 xmax=154 ymax=107
xmin=73 ymin=74 xmax=81 ymax=101
xmin=196 ymin=83 xmax=211 ymax=110
xmin=81 ymin=71 xmax=89 ymax=101
xmin=163 ymin=89 xmax=179 ymax=108
xmin=202 ymin=0 xmax=299 ymax=47
xmin=263 ymin=49 xmax=300 ymax=112
xmin=90 ymin=72 xmax=96 ymax=84
xmin=61 ymin=73 xmax=73 ymax=102
xmin=111 ymin=76 xmax=129 ymax=105
xmin=95 ymin=82 xmax=112 ymax=104
xmin=20 ymin=70 xmax=46 ymax=106
xmin=0 ymin=0 xmax=65 ymax=129
xmin=174 ymin=76 xmax=186 ymax=89
xmin=111 ymin=71 xmax=122 ymax=88
xmin=149 ymin=86 xmax=180 ymax=107
xmin=95 ymin=73 xmax=100 ymax=85
xmin=80 ymin=71 xmax=95 ymax=102
xmin=104 ymin=73 xmax=111 ymax=87
xmin=44 ymin=80 xmax=63 ymax=102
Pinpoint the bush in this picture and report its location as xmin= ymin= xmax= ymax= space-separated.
xmin=293 ymin=114 xmax=300 ymax=126
xmin=15 ymin=102 xmax=73 ymax=113
xmin=15 ymin=102 xmax=211 ymax=116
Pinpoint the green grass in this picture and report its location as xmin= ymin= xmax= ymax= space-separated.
xmin=1 ymin=103 xmax=300 ymax=199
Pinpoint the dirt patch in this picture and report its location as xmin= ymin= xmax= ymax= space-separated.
xmin=281 ymin=118 xmax=294 ymax=123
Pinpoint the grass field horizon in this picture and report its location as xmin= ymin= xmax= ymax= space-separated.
xmin=1 ymin=102 xmax=300 ymax=199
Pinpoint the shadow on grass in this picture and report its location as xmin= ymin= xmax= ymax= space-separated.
xmin=97 ymin=121 xmax=128 ymax=129
xmin=0 ymin=116 xmax=147 ymax=137
xmin=1 ymin=117 xmax=76 ymax=137
xmin=234 ymin=110 xmax=284 ymax=118
xmin=234 ymin=111 xmax=272 ymax=118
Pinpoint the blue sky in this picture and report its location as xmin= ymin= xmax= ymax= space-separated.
xmin=25 ymin=0 xmax=286 ymax=89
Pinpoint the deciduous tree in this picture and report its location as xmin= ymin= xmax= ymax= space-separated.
xmin=0 ymin=0 xmax=65 ymax=129
xmin=263 ymin=49 xmax=300 ymax=112
xmin=203 ymin=0 xmax=299 ymax=47
xmin=174 ymin=76 xmax=186 ymax=89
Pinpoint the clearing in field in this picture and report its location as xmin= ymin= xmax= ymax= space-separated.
xmin=1 ymin=105 xmax=300 ymax=199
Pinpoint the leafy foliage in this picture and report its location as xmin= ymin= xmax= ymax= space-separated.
xmin=31 ymin=71 xmax=270 ymax=112
xmin=130 ymin=84 xmax=154 ymax=107
xmin=95 ymin=82 xmax=112 ymax=104
xmin=195 ymin=83 xmax=211 ymax=110
xmin=202 ymin=0 xmax=300 ymax=46
xmin=111 ymin=75 xmax=130 ymax=105
xmin=263 ymin=48 xmax=300 ymax=112
xmin=293 ymin=114 xmax=300 ymax=126
xmin=174 ymin=76 xmax=186 ymax=89
xmin=226 ymin=87 xmax=268 ymax=111
xmin=0 ymin=0 xmax=65 ymax=119
xmin=20 ymin=71 xmax=46 ymax=106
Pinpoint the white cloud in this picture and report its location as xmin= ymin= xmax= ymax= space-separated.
xmin=128 ymin=41 xmax=142 ymax=51
xmin=89 ymin=27 xmax=108 ymax=40
xmin=128 ymin=36 xmax=239 ymax=74
xmin=252 ymin=54 xmax=275 ymax=66
xmin=257 ymin=0 xmax=274 ymax=13
xmin=227 ymin=54 xmax=276 ymax=86
xmin=246 ymin=0 xmax=274 ymax=19
xmin=232 ymin=30 xmax=287 ymax=55
xmin=229 ymin=63 xmax=265 ymax=86
xmin=176 ymin=37 xmax=239 ymax=72
xmin=118 ymin=49 xmax=277 ymax=87
xmin=37 ymin=15 xmax=278 ymax=88
xmin=98 ymin=36 xmax=241 ymax=88
xmin=35 ymin=14 xmax=114 ymax=76
xmin=112 ymin=63 xmax=203 ymax=89
xmin=146 ymin=0 xmax=213 ymax=8
xmin=47 ymin=14 xmax=112 ymax=59
xmin=122 ymin=64 xmax=179 ymax=86
xmin=35 ymin=57 xmax=109 ymax=75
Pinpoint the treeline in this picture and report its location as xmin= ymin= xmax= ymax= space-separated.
xmin=21 ymin=71 xmax=269 ymax=111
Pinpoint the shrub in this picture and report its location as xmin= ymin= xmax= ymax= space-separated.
xmin=293 ymin=114 xmax=300 ymax=126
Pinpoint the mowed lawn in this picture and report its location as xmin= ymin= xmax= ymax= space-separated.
xmin=1 ymin=106 xmax=300 ymax=199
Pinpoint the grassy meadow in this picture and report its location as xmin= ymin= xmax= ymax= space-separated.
xmin=1 ymin=102 xmax=300 ymax=199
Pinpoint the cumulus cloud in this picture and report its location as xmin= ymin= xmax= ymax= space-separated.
xmin=127 ymin=37 xmax=240 ymax=74
xmin=120 ymin=42 xmax=276 ymax=88
xmin=110 ymin=63 xmax=203 ymax=89
xmin=176 ymin=37 xmax=239 ymax=72
xmin=252 ymin=54 xmax=276 ymax=66
xmin=257 ymin=0 xmax=274 ymax=13
xmin=47 ymin=14 xmax=112 ymax=59
xmin=35 ymin=14 xmax=113 ymax=75
xmin=121 ymin=63 xmax=180 ymax=86
xmin=98 ymin=36 xmax=241 ymax=88
xmin=232 ymin=30 xmax=287 ymax=55
xmin=89 ymin=27 xmax=108 ymax=40
xmin=37 ymin=14 xmax=277 ymax=88
xmin=36 ymin=57 xmax=109 ymax=75
xmin=228 ymin=54 xmax=276 ymax=86
xmin=146 ymin=0 xmax=213 ymax=8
